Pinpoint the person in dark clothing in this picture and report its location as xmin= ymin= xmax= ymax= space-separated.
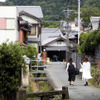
xmin=66 ymin=58 xmax=76 ymax=85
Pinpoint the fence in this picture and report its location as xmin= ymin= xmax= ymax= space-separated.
xmin=18 ymin=86 xmax=69 ymax=100
xmin=68 ymin=44 xmax=100 ymax=68
xmin=30 ymin=60 xmax=46 ymax=74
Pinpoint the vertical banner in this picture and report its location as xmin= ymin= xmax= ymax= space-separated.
xmin=43 ymin=49 xmax=46 ymax=64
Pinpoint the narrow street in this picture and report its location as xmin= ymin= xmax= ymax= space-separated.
xmin=46 ymin=63 xmax=100 ymax=100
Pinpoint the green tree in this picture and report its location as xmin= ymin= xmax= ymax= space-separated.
xmin=83 ymin=0 xmax=100 ymax=9
xmin=79 ymin=31 xmax=90 ymax=45
xmin=81 ymin=6 xmax=100 ymax=23
xmin=0 ymin=41 xmax=24 ymax=99
xmin=1 ymin=0 xmax=100 ymax=21
xmin=77 ymin=31 xmax=89 ymax=54
xmin=23 ymin=45 xmax=38 ymax=60
xmin=42 ymin=21 xmax=60 ymax=28
xmin=79 ymin=29 xmax=100 ymax=55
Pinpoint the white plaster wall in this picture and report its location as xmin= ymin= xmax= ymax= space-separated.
xmin=48 ymin=41 xmax=66 ymax=46
xmin=71 ymin=26 xmax=78 ymax=31
xmin=0 ymin=30 xmax=18 ymax=44
xmin=71 ymin=23 xmax=78 ymax=31
xmin=6 ymin=19 xmax=15 ymax=29
xmin=21 ymin=15 xmax=38 ymax=23
xmin=0 ymin=6 xmax=17 ymax=18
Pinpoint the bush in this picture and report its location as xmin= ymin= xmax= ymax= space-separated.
xmin=0 ymin=41 xmax=24 ymax=98
xmin=89 ymin=66 xmax=100 ymax=88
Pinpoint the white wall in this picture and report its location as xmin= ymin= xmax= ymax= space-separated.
xmin=71 ymin=22 xmax=78 ymax=31
xmin=0 ymin=6 xmax=19 ymax=44
xmin=0 ymin=30 xmax=18 ymax=44
xmin=0 ymin=6 xmax=17 ymax=18
xmin=90 ymin=17 xmax=100 ymax=30
xmin=21 ymin=15 xmax=38 ymax=23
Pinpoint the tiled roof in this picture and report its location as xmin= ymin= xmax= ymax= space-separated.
xmin=41 ymin=28 xmax=63 ymax=41
xmin=17 ymin=6 xmax=43 ymax=19
xmin=19 ymin=11 xmax=41 ymax=21
xmin=41 ymin=28 xmax=77 ymax=46
xmin=42 ymin=37 xmax=65 ymax=46
xmin=41 ymin=28 xmax=66 ymax=46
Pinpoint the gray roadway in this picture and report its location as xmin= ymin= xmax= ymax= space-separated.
xmin=46 ymin=63 xmax=100 ymax=100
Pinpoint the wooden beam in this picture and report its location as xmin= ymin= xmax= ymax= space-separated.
xmin=26 ymin=90 xmax=65 ymax=98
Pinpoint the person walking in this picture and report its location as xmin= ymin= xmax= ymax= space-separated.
xmin=66 ymin=58 xmax=76 ymax=85
xmin=80 ymin=57 xmax=92 ymax=86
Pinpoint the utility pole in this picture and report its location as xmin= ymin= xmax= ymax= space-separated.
xmin=61 ymin=8 xmax=72 ymax=64
xmin=78 ymin=0 xmax=80 ymax=44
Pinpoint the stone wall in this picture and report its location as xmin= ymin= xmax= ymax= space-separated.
xmin=22 ymin=65 xmax=29 ymax=87
xmin=84 ymin=44 xmax=100 ymax=67
xmin=67 ymin=52 xmax=84 ymax=69
xmin=95 ymin=45 xmax=100 ymax=67
xmin=69 ymin=44 xmax=100 ymax=68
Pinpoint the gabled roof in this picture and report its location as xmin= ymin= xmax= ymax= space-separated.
xmin=17 ymin=6 xmax=43 ymax=19
xmin=41 ymin=28 xmax=64 ymax=41
xmin=41 ymin=28 xmax=77 ymax=46
xmin=19 ymin=11 xmax=41 ymax=22
xmin=41 ymin=28 xmax=78 ymax=51
xmin=41 ymin=28 xmax=66 ymax=46
xmin=42 ymin=36 xmax=66 ymax=46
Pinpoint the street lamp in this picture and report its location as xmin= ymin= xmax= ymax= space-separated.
xmin=60 ymin=21 xmax=71 ymax=64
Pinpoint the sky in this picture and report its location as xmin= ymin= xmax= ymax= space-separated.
xmin=0 ymin=0 xmax=6 ymax=2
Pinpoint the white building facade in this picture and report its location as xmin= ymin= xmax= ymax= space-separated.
xmin=90 ymin=16 xmax=100 ymax=30
xmin=0 ymin=6 xmax=19 ymax=44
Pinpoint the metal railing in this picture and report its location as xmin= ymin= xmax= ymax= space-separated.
xmin=30 ymin=60 xmax=46 ymax=74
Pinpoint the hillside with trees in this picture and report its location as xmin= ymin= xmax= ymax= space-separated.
xmin=0 ymin=0 xmax=100 ymax=22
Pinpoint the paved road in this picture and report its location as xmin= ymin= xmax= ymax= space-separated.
xmin=46 ymin=63 xmax=100 ymax=100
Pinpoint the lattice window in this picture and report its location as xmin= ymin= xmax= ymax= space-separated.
xmin=30 ymin=26 xmax=36 ymax=35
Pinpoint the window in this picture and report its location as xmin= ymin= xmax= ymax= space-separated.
xmin=0 ymin=18 xmax=6 ymax=29
xmin=57 ymin=40 xmax=63 ymax=45
xmin=30 ymin=26 xmax=36 ymax=35
xmin=57 ymin=42 xmax=61 ymax=44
